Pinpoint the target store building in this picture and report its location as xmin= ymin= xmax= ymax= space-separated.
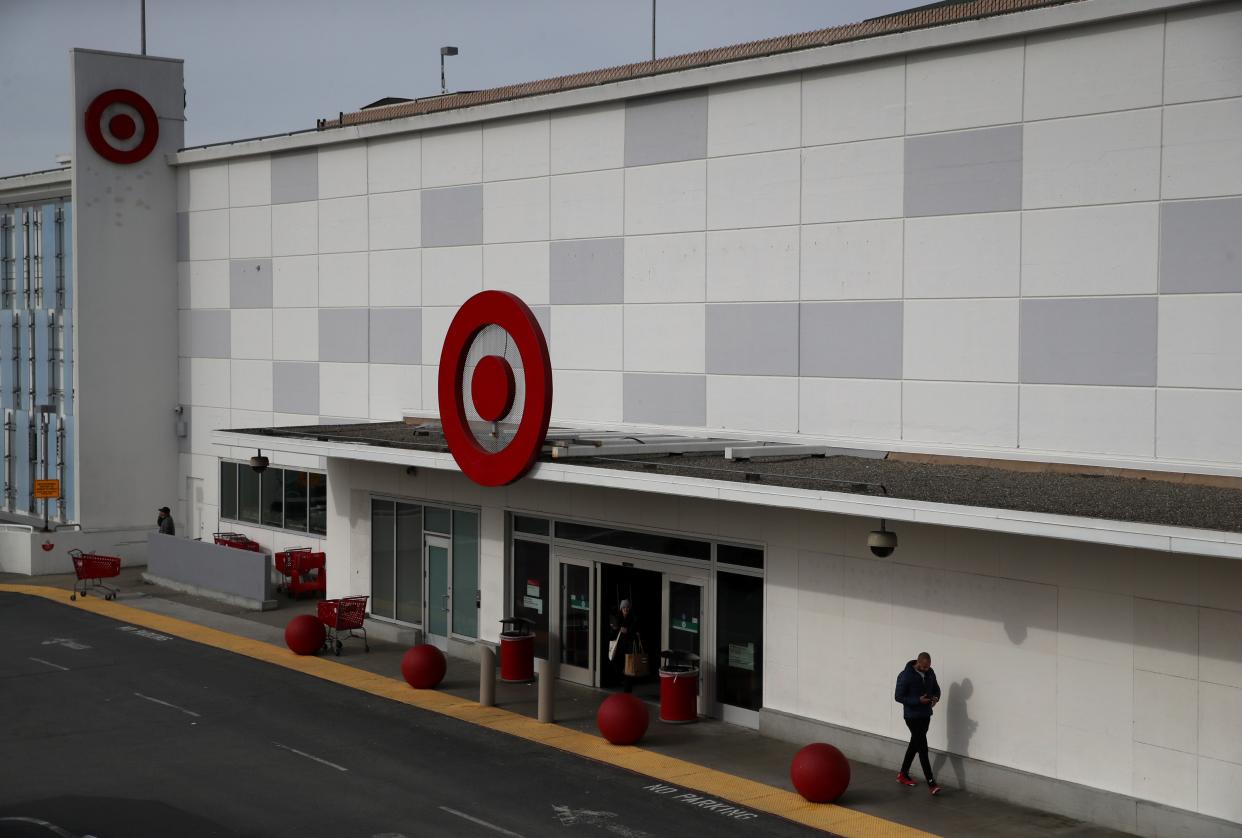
xmin=5 ymin=0 xmax=1242 ymax=833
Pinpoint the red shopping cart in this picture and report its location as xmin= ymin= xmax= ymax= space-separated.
xmin=274 ymin=547 xmax=311 ymax=594
xmin=68 ymin=549 xmax=121 ymax=601
xmin=318 ymin=595 xmax=369 ymax=655
xmin=287 ymin=551 xmax=326 ymax=600
xmin=213 ymin=532 xmax=262 ymax=552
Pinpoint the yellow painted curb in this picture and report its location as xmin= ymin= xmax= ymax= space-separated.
xmin=3 ymin=584 xmax=938 ymax=838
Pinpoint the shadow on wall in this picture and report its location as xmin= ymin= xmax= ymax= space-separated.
xmin=932 ymin=679 xmax=976 ymax=787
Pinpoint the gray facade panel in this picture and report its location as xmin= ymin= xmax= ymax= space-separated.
xmin=318 ymin=308 xmax=369 ymax=362
xmin=188 ymin=309 xmax=231 ymax=359
xmin=1159 ymin=197 xmax=1242 ymax=294
xmin=273 ymin=361 xmax=319 ymax=415
xmin=550 ymin=238 xmax=624 ymax=304
xmin=271 ymin=150 xmax=318 ymax=204
xmin=623 ymin=373 xmax=707 ymax=426
xmin=624 ymin=90 xmax=709 ymax=167
xmin=369 ymin=307 xmax=421 ymax=364
xmin=706 ymin=302 xmax=799 ymax=376
xmin=904 ymin=125 xmax=1023 ymax=217
xmin=228 ymin=259 xmax=273 ymax=308
xmin=421 ymin=185 xmax=484 ymax=247
xmin=532 ymin=305 xmax=551 ymax=348
xmin=1020 ymin=297 xmax=1157 ymax=386
xmin=800 ymin=301 xmax=903 ymax=379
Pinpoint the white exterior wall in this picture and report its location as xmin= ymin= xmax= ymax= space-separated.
xmin=176 ymin=3 xmax=1242 ymax=479
xmin=323 ymin=457 xmax=1242 ymax=824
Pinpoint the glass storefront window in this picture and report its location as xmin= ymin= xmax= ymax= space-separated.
xmin=237 ymin=467 xmax=260 ymax=524
xmin=395 ymin=503 xmax=422 ymax=624
xmin=219 ymin=461 xmax=237 ymax=521
xmin=371 ymin=500 xmax=396 ymax=619
xmin=716 ymin=571 xmax=763 ymax=711
xmin=513 ymin=515 xmax=549 ymax=536
xmin=425 ymin=506 xmax=451 ymax=534
xmin=261 ymin=468 xmax=283 ymax=528
xmin=717 ymin=543 xmax=764 ymax=570
xmin=283 ymin=470 xmax=308 ymax=532
xmin=561 ymin=563 xmax=591 ymax=669
xmin=452 ymin=510 xmax=479 ymax=638
xmin=307 ymin=472 xmax=327 ymax=535
xmin=512 ymin=539 xmax=549 ymax=659
xmin=554 ymin=521 xmax=710 ymax=561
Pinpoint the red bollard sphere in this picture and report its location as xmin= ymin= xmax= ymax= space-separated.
xmin=401 ymin=644 xmax=447 ymax=689
xmin=285 ymin=614 xmax=325 ymax=655
xmin=596 ymin=693 xmax=650 ymax=745
xmin=791 ymin=743 xmax=851 ymax=803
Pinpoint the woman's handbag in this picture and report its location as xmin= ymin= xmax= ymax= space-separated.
xmin=624 ymin=637 xmax=649 ymax=677
xmin=608 ymin=632 xmax=622 ymax=661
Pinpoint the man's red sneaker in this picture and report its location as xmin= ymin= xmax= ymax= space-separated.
xmin=896 ymin=773 xmax=918 ymax=787
xmin=928 ymin=782 xmax=942 ymax=796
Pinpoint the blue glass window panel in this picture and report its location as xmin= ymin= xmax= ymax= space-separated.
xmin=12 ymin=311 xmax=25 ymax=411
xmin=12 ymin=410 xmax=30 ymax=512
xmin=0 ymin=310 xmax=13 ymax=410
xmin=34 ymin=309 xmax=49 ymax=406
xmin=61 ymin=202 xmax=72 ymax=310
xmin=41 ymin=204 xmax=56 ymax=307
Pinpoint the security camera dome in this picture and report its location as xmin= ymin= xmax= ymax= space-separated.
xmin=868 ymin=527 xmax=897 ymax=558
xmin=249 ymin=455 xmax=269 ymax=473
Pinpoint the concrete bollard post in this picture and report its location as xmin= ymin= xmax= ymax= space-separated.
xmin=536 ymin=658 xmax=554 ymax=723
xmin=479 ymin=644 xmax=496 ymax=707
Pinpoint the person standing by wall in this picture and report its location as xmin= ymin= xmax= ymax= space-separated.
xmin=156 ymin=506 xmax=175 ymax=536
xmin=895 ymin=651 xmax=941 ymax=795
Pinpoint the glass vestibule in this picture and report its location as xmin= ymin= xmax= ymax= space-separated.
xmin=370 ymin=498 xmax=478 ymax=646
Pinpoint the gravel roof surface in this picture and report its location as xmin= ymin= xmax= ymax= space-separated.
xmin=243 ymin=423 xmax=1242 ymax=533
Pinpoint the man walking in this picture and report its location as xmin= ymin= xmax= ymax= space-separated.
xmin=895 ymin=652 xmax=941 ymax=795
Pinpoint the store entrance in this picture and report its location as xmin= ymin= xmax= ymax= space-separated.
xmin=598 ymin=563 xmax=662 ymax=695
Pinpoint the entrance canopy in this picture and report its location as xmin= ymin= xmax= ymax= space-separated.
xmin=214 ymin=418 xmax=1242 ymax=561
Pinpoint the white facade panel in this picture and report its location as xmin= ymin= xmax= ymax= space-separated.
xmin=273 ymin=255 xmax=319 ymax=308
xmin=1164 ymin=4 xmax=1242 ymax=104
xmin=1023 ymin=17 xmax=1165 ymax=121
xmin=188 ymin=260 xmax=230 ymax=309
xmin=1158 ymin=294 xmax=1242 ymax=389
xmin=706 ymin=227 xmax=799 ymax=302
xmin=482 ymin=115 xmax=550 ymax=182
xmin=272 ymin=308 xmax=319 ymax=362
xmin=623 ymin=304 xmax=705 ymax=374
xmin=903 ymin=212 xmax=1020 ymax=299
xmin=801 ymin=57 xmax=904 ymax=146
xmin=707 ymin=75 xmax=801 ymax=157
xmin=1019 ymin=385 xmax=1155 ymax=458
xmin=707 ymin=150 xmax=800 ymax=230
xmin=550 ymin=305 xmax=623 ymax=371
xmin=903 ymin=299 xmax=1019 ymax=383
xmin=318 ymin=252 xmax=368 ymax=308
xmin=227 ymin=156 xmax=271 ymax=207
xmin=707 ymin=375 xmax=797 ymax=433
xmin=902 ymin=381 xmax=1018 ymax=447
xmin=624 ymin=161 xmax=707 ymax=235
xmin=188 ymin=357 xmax=230 ymax=407
xmin=368 ymin=363 xmax=421 ymax=421
xmin=483 ymin=177 xmax=549 ymax=244
xmin=623 ymin=233 xmax=705 ymax=303
xmin=549 ymin=103 xmax=626 ymax=175
xmin=229 ymin=309 xmax=273 ymax=360
xmin=798 ymin=377 xmax=901 ymax=440
xmin=1161 ymin=98 xmax=1242 ymax=200
xmin=801 ymin=139 xmax=903 ymax=223
xmin=367 ymin=135 xmax=421 ymax=193
xmin=482 ymin=242 xmax=549 ymax=304
xmin=1021 ymin=203 xmax=1159 ymax=297
xmin=421 ymin=246 xmax=482 ymax=308
xmin=229 ymin=206 xmax=272 ymax=259
xmin=186 ymin=161 xmax=229 ymax=211
xmin=1023 ymin=110 xmax=1162 ymax=209
xmin=319 ymin=362 xmax=369 ymax=418
xmin=905 ymin=40 xmax=1024 ymax=134
xmin=551 ymin=369 xmax=622 ymax=422
xmin=422 ymin=125 xmax=483 ymax=187
xmin=271 ymin=200 xmax=318 ymax=257
xmin=1157 ymin=388 xmax=1242 ymax=464
xmin=230 ymin=359 xmax=273 ymax=412
xmin=367 ymin=190 xmax=421 ymax=251
xmin=550 ymin=170 xmax=624 ymax=240
xmin=318 ymin=196 xmax=368 ymax=253
xmin=318 ymin=143 xmax=367 ymax=198
xmin=369 ymin=249 xmax=421 ymax=308
xmin=800 ymin=219 xmax=902 ymax=301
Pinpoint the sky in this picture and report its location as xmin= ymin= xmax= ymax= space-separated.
xmin=0 ymin=0 xmax=914 ymax=177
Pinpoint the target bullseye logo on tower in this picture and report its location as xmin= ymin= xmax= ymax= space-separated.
xmin=439 ymin=291 xmax=552 ymax=487
xmin=84 ymin=89 xmax=159 ymax=164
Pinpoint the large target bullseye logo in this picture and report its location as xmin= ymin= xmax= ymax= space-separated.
xmin=439 ymin=291 xmax=552 ymax=487
xmin=84 ymin=89 xmax=160 ymax=164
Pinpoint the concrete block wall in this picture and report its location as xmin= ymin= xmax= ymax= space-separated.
xmin=177 ymin=3 xmax=1242 ymax=489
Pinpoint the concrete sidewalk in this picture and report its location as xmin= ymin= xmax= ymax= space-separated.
xmin=8 ymin=567 xmax=1129 ymax=838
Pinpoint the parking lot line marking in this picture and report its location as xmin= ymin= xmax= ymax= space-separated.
xmin=134 ymin=692 xmax=201 ymax=718
xmin=438 ymin=806 xmax=525 ymax=838
xmin=273 ymin=741 xmax=348 ymax=772
xmin=0 ymin=817 xmax=78 ymax=837
xmin=1 ymin=584 xmax=936 ymax=838
xmin=28 ymin=657 xmax=69 ymax=671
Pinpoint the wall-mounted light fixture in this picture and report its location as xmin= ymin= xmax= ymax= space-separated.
xmin=250 ymin=449 xmax=269 ymax=474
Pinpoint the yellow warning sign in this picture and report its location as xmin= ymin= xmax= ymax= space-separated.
xmin=33 ymin=479 xmax=61 ymax=499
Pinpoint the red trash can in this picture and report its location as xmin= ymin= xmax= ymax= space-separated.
xmin=499 ymin=617 xmax=535 ymax=683
xmin=658 ymin=650 xmax=700 ymax=724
